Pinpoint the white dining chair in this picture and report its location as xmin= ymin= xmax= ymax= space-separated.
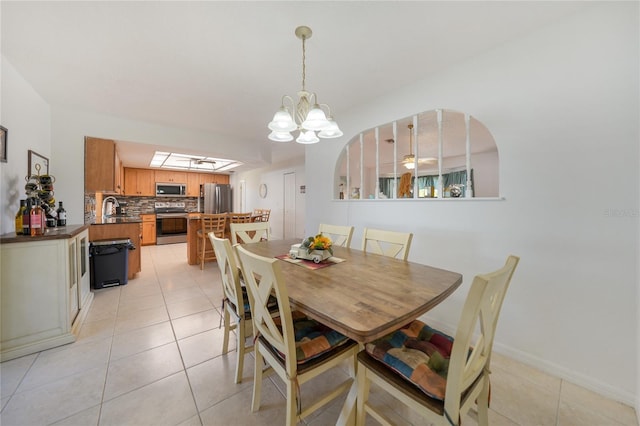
xmin=361 ymin=227 xmax=413 ymax=261
xmin=318 ymin=223 xmax=354 ymax=248
xmin=356 ymin=255 xmax=520 ymax=426
xmin=235 ymin=244 xmax=359 ymax=426
xmin=230 ymin=221 xmax=270 ymax=245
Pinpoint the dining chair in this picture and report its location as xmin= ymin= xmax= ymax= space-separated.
xmin=235 ymin=245 xmax=359 ymax=426
xmin=208 ymin=233 xmax=253 ymax=383
xmin=253 ymin=208 xmax=271 ymax=222
xmin=196 ymin=213 xmax=226 ymax=270
xmin=228 ymin=212 xmax=253 ymax=224
xmin=230 ymin=221 xmax=270 ymax=245
xmin=318 ymin=223 xmax=354 ymax=248
xmin=361 ymin=227 xmax=413 ymax=261
xmin=356 ymin=255 xmax=520 ymax=426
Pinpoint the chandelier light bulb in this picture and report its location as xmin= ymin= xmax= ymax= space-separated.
xmin=268 ymin=131 xmax=294 ymax=142
xmin=296 ymin=130 xmax=320 ymax=144
xmin=268 ymin=107 xmax=297 ymax=132
xmin=318 ymin=118 xmax=343 ymax=138
xmin=301 ymin=104 xmax=330 ymax=131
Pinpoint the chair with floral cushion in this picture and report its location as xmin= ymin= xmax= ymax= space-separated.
xmin=356 ymin=255 xmax=520 ymax=426
xmin=361 ymin=227 xmax=413 ymax=261
xmin=318 ymin=223 xmax=354 ymax=248
xmin=235 ymin=244 xmax=359 ymax=426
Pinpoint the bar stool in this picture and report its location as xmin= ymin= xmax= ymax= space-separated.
xmin=228 ymin=212 xmax=253 ymax=224
xmin=253 ymin=209 xmax=271 ymax=222
xmin=197 ymin=213 xmax=226 ymax=269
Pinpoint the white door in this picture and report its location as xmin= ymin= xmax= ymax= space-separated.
xmin=283 ymin=172 xmax=296 ymax=239
xmin=238 ymin=180 xmax=246 ymax=212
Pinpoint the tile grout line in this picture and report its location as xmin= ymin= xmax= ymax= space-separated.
xmin=152 ymin=247 xmax=205 ymax=426
xmin=96 ymin=285 xmax=122 ymax=426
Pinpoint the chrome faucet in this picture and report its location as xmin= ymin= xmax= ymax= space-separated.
xmin=102 ymin=196 xmax=120 ymax=218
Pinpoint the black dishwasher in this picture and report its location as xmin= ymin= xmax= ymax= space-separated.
xmin=89 ymin=238 xmax=135 ymax=289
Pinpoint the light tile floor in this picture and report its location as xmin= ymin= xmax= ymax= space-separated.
xmin=1 ymin=243 xmax=637 ymax=426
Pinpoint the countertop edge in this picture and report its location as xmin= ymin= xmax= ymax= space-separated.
xmin=1 ymin=224 xmax=90 ymax=244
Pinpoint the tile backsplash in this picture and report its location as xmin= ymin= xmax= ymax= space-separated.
xmin=84 ymin=193 xmax=200 ymax=224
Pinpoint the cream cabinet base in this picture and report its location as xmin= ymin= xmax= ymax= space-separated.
xmin=1 ymin=228 xmax=93 ymax=362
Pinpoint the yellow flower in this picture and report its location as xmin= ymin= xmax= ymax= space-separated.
xmin=302 ymin=233 xmax=333 ymax=254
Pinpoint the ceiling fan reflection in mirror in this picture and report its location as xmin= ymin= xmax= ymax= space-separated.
xmin=401 ymin=124 xmax=437 ymax=170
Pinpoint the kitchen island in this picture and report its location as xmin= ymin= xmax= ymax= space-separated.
xmin=0 ymin=225 xmax=93 ymax=361
xmin=89 ymin=216 xmax=143 ymax=279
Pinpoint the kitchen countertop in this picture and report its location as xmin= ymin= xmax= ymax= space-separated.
xmin=91 ymin=216 xmax=143 ymax=225
xmin=0 ymin=224 xmax=90 ymax=244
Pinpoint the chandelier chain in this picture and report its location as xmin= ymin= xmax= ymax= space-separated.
xmin=301 ymin=35 xmax=306 ymax=92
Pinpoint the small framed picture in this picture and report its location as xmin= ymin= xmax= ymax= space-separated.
xmin=0 ymin=126 xmax=7 ymax=163
xmin=28 ymin=150 xmax=49 ymax=176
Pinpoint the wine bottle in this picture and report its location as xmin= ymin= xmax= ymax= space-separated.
xmin=30 ymin=202 xmax=44 ymax=236
xmin=15 ymin=200 xmax=26 ymax=235
xmin=22 ymin=199 xmax=32 ymax=235
xmin=56 ymin=201 xmax=67 ymax=227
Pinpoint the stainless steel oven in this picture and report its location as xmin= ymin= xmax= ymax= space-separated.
xmin=154 ymin=202 xmax=188 ymax=245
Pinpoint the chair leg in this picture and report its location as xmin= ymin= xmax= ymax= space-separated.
xmin=476 ymin=377 xmax=490 ymax=426
xmin=356 ymin=365 xmax=370 ymax=426
xmin=285 ymin=378 xmax=297 ymax=426
xmin=234 ymin=318 xmax=245 ymax=384
xmin=200 ymin=236 xmax=205 ymax=270
xmin=222 ymin=307 xmax=231 ymax=355
xmin=252 ymin=346 xmax=263 ymax=413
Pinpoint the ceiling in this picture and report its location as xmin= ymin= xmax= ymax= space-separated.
xmin=1 ymin=1 xmax=588 ymax=172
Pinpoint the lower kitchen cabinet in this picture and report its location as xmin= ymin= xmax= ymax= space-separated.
xmin=0 ymin=226 xmax=93 ymax=361
xmin=141 ymin=214 xmax=156 ymax=245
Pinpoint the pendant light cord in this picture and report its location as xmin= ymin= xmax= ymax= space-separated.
xmin=301 ymin=35 xmax=307 ymax=92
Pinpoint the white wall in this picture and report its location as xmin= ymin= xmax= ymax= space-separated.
xmin=306 ymin=3 xmax=638 ymax=405
xmin=232 ymin=156 xmax=306 ymax=240
xmin=0 ymin=56 xmax=51 ymax=235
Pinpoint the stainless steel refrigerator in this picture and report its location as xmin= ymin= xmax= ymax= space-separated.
xmin=200 ymin=183 xmax=232 ymax=214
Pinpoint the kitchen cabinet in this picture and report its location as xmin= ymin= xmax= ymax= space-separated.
xmin=0 ymin=226 xmax=93 ymax=361
xmin=216 ymin=174 xmax=230 ymax=184
xmin=85 ymin=137 xmax=123 ymax=193
xmin=187 ymin=173 xmax=201 ymax=197
xmin=124 ymin=168 xmax=155 ymax=196
xmin=155 ymin=170 xmax=187 ymax=184
xmin=89 ymin=222 xmax=142 ymax=279
xmin=141 ymin=214 xmax=156 ymax=245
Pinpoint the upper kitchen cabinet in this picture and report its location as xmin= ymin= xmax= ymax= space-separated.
xmin=186 ymin=173 xmax=201 ymax=197
xmin=85 ymin=137 xmax=123 ymax=193
xmin=154 ymin=170 xmax=187 ymax=183
xmin=213 ymin=174 xmax=229 ymax=184
xmin=123 ymin=168 xmax=155 ymax=196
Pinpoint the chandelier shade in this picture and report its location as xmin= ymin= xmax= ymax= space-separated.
xmin=267 ymin=26 xmax=342 ymax=144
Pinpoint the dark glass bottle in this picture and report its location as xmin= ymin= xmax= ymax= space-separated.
xmin=15 ymin=200 xmax=26 ymax=235
xmin=56 ymin=201 xmax=67 ymax=227
xmin=22 ymin=199 xmax=32 ymax=235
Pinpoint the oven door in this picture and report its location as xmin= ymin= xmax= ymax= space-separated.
xmin=155 ymin=214 xmax=188 ymax=245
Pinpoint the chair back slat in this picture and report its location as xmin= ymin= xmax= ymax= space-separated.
xmin=201 ymin=213 xmax=226 ymax=236
xmin=444 ymin=255 xmax=520 ymax=417
xmin=209 ymin=234 xmax=245 ymax=318
xmin=361 ymin=227 xmax=413 ymax=260
xmin=318 ymin=224 xmax=354 ymax=248
xmin=230 ymin=222 xmax=270 ymax=245
xmin=228 ymin=212 xmax=253 ymax=223
xmin=253 ymin=209 xmax=271 ymax=222
xmin=236 ymin=245 xmax=297 ymax=377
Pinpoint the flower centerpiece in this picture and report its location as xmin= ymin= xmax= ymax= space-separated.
xmin=289 ymin=233 xmax=333 ymax=264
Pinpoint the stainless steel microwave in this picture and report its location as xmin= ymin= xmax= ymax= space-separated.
xmin=155 ymin=183 xmax=187 ymax=197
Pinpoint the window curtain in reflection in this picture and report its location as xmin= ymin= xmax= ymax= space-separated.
xmin=442 ymin=169 xmax=473 ymax=197
xmin=379 ymin=178 xmax=395 ymax=198
xmin=416 ymin=175 xmax=437 ymax=198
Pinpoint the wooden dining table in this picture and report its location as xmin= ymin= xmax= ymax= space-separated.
xmin=241 ymin=239 xmax=463 ymax=424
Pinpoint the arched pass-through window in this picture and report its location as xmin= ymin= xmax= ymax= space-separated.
xmin=336 ymin=109 xmax=499 ymax=200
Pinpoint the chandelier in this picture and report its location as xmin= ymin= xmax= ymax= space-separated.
xmin=267 ymin=26 xmax=343 ymax=144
